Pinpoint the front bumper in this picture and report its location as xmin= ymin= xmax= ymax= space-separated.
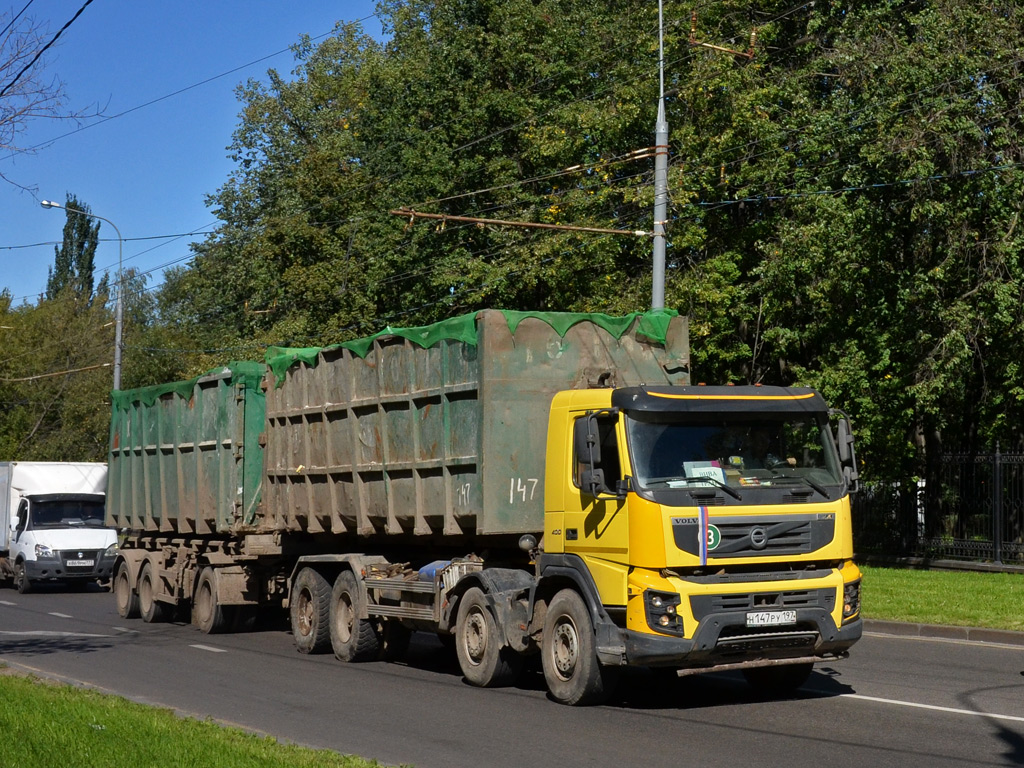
xmin=23 ymin=550 xmax=117 ymax=582
xmin=622 ymin=608 xmax=862 ymax=669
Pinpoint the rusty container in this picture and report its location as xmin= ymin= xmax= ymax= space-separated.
xmin=261 ymin=310 xmax=689 ymax=539
xmin=106 ymin=363 xmax=266 ymax=535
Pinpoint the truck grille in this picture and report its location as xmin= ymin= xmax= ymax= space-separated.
xmin=671 ymin=513 xmax=835 ymax=558
xmin=59 ymin=549 xmax=100 ymax=574
xmin=690 ymin=587 xmax=836 ymax=621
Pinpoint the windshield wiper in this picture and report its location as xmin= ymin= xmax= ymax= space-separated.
xmin=768 ymin=471 xmax=829 ymax=498
xmin=675 ymin=475 xmax=743 ymax=501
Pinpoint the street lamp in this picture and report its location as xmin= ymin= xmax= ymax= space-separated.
xmin=40 ymin=199 xmax=125 ymax=390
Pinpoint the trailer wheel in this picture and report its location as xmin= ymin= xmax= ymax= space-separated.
xmin=541 ymin=589 xmax=618 ymax=705
xmin=113 ymin=561 xmax=139 ymax=618
xmin=138 ymin=562 xmax=167 ymax=623
xmin=455 ymin=587 xmax=522 ymax=687
xmin=290 ymin=567 xmax=331 ymax=654
xmin=13 ymin=561 xmax=31 ymax=594
xmin=742 ymin=662 xmax=814 ymax=694
xmin=194 ymin=567 xmax=229 ymax=634
xmin=329 ymin=570 xmax=380 ymax=662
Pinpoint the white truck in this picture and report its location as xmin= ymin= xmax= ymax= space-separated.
xmin=0 ymin=462 xmax=116 ymax=593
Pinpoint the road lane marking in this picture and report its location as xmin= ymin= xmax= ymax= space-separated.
xmin=864 ymin=630 xmax=1024 ymax=652
xmin=112 ymin=626 xmax=139 ymax=634
xmin=190 ymin=644 xmax=227 ymax=653
xmin=0 ymin=600 xmax=15 ymax=606
xmin=839 ymin=692 xmax=1024 ymax=724
xmin=48 ymin=612 xmax=73 ymax=618
xmin=0 ymin=630 xmax=112 ymax=638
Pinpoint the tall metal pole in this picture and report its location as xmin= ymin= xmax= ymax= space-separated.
xmin=651 ymin=0 xmax=669 ymax=310
xmin=40 ymin=200 xmax=124 ymax=390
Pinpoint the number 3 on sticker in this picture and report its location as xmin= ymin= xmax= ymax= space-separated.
xmin=509 ymin=477 xmax=538 ymax=503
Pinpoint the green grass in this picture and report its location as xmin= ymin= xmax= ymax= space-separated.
xmin=860 ymin=564 xmax=1024 ymax=632
xmin=0 ymin=671 xmax=388 ymax=768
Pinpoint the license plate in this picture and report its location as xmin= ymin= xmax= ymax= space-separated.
xmin=746 ymin=610 xmax=796 ymax=627
xmin=66 ymin=559 xmax=94 ymax=567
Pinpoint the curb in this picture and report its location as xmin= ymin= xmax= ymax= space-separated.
xmin=863 ymin=619 xmax=1024 ymax=647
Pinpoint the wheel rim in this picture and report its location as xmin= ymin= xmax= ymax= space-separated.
xmin=196 ymin=579 xmax=213 ymax=626
xmin=297 ymin=588 xmax=314 ymax=637
xmin=551 ymin=615 xmax=580 ymax=681
xmin=139 ymin=570 xmax=153 ymax=611
xmin=335 ymin=591 xmax=354 ymax=643
xmin=463 ymin=607 xmax=488 ymax=666
xmin=115 ymin=569 xmax=131 ymax=613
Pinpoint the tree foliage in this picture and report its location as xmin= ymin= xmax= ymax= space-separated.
xmin=6 ymin=1 xmax=1024 ymax=479
xmin=46 ymin=194 xmax=100 ymax=302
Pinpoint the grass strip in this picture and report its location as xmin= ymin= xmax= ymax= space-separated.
xmin=0 ymin=670 xmax=387 ymax=768
xmin=860 ymin=565 xmax=1024 ymax=632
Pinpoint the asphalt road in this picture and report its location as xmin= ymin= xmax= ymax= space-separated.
xmin=2 ymin=583 xmax=1022 ymax=767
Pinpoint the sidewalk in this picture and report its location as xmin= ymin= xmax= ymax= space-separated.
xmin=864 ymin=619 xmax=1024 ymax=647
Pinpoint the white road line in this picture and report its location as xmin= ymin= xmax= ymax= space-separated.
xmin=0 ymin=600 xmax=15 ymax=606
xmin=0 ymin=630 xmax=111 ymax=638
xmin=190 ymin=644 xmax=227 ymax=653
xmin=864 ymin=630 xmax=1024 ymax=652
xmin=839 ymin=692 xmax=1024 ymax=724
xmin=48 ymin=612 xmax=73 ymax=619
xmin=112 ymin=626 xmax=139 ymax=634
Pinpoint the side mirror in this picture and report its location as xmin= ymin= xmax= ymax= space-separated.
xmin=580 ymin=468 xmax=606 ymax=498
xmin=831 ymin=409 xmax=860 ymax=493
xmin=573 ymin=415 xmax=602 ymax=466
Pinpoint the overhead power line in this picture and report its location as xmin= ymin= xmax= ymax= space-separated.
xmin=0 ymin=0 xmax=94 ymax=99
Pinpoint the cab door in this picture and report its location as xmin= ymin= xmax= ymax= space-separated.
xmin=562 ymin=411 xmax=630 ymax=606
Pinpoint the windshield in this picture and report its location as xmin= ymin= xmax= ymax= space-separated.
xmin=625 ymin=412 xmax=843 ymax=493
xmin=29 ymin=499 xmax=107 ymax=529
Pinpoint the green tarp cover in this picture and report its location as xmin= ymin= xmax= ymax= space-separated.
xmin=111 ymin=361 xmax=266 ymax=411
xmin=264 ymin=308 xmax=679 ymax=384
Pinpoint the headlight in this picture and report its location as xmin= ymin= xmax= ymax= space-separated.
xmin=843 ymin=579 xmax=861 ymax=623
xmin=103 ymin=543 xmax=119 ymax=558
xmin=34 ymin=543 xmax=54 ymax=558
xmin=644 ymin=589 xmax=684 ymax=636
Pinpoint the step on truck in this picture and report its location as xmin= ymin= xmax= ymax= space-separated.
xmin=1 ymin=462 xmax=116 ymax=592
xmin=108 ymin=309 xmax=862 ymax=705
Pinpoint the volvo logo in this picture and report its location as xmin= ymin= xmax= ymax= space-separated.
xmin=749 ymin=527 xmax=769 ymax=550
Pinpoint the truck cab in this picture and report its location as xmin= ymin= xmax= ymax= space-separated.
xmin=541 ymin=385 xmax=862 ymax=696
xmin=1 ymin=462 xmax=116 ymax=593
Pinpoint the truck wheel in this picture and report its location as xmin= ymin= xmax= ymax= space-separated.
xmin=742 ymin=662 xmax=814 ymax=694
xmin=138 ymin=562 xmax=167 ymax=623
xmin=541 ymin=589 xmax=618 ymax=705
xmin=455 ymin=587 xmax=522 ymax=687
xmin=14 ymin=561 xmax=31 ymax=594
xmin=290 ymin=567 xmax=331 ymax=654
xmin=193 ymin=567 xmax=229 ymax=634
xmin=329 ymin=570 xmax=380 ymax=662
xmin=114 ymin=561 xmax=139 ymax=618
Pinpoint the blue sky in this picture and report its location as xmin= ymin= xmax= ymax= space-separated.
xmin=0 ymin=1 xmax=383 ymax=304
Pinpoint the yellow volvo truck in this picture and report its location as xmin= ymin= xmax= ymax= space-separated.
xmin=108 ymin=310 xmax=860 ymax=706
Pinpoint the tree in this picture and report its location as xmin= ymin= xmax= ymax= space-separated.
xmin=156 ymin=0 xmax=1024 ymax=488
xmin=0 ymin=8 xmax=90 ymax=188
xmin=46 ymin=193 xmax=100 ymax=302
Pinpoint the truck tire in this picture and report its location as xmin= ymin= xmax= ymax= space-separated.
xmin=329 ymin=570 xmax=380 ymax=662
xmin=541 ymin=589 xmax=618 ymax=706
xmin=193 ymin=567 xmax=229 ymax=634
xmin=290 ymin=567 xmax=331 ymax=654
xmin=742 ymin=662 xmax=814 ymax=694
xmin=138 ymin=562 xmax=167 ymax=623
xmin=113 ymin=561 xmax=139 ymax=619
xmin=14 ymin=561 xmax=31 ymax=594
xmin=455 ymin=587 xmax=522 ymax=687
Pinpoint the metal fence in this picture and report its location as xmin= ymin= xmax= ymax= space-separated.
xmin=852 ymin=447 xmax=1024 ymax=564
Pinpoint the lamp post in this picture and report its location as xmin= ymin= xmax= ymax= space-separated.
xmin=40 ymin=199 xmax=124 ymax=390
